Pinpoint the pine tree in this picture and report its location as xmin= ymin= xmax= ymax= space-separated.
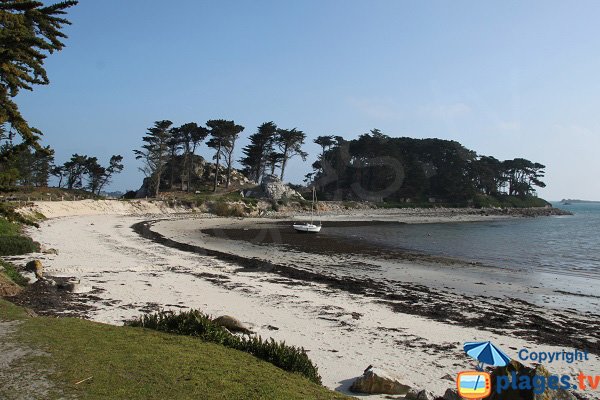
xmin=177 ymin=122 xmax=209 ymax=191
xmin=276 ymin=128 xmax=307 ymax=180
xmin=134 ymin=120 xmax=173 ymax=197
xmin=206 ymin=119 xmax=244 ymax=191
xmin=86 ymin=155 xmax=124 ymax=195
xmin=240 ymin=121 xmax=277 ymax=183
xmin=0 ymin=0 xmax=78 ymax=149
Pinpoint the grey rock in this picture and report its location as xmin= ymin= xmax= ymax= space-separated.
xmin=406 ymin=388 xmax=435 ymax=400
xmin=442 ymin=388 xmax=461 ymax=400
xmin=260 ymin=175 xmax=303 ymax=201
xmin=212 ymin=315 xmax=253 ymax=334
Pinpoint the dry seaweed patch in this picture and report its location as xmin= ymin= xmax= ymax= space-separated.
xmin=0 ymin=300 xmax=347 ymax=400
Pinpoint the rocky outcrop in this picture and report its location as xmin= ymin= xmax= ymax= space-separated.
xmin=259 ymin=175 xmax=303 ymax=201
xmin=349 ymin=365 xmax=411 ymax=395
xmin=212 ymin=315 xmax=253 ymax=334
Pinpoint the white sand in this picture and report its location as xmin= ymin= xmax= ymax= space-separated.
xmin=20 ymin=202 xmax=600 ymax=398
xmin=19 ymin=199 xmax=198 ymax=219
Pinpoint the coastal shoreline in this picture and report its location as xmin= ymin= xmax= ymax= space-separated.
xmin=12 ymin=203 xmax=597 ymax=398
xmin=141 ymin=215 xmax=600 ymax=354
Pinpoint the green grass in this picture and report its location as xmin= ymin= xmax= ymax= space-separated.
xmin=0 ymin=297 xmax=27 ymax=320
xmin=0 ymin=217 xmax=20 ymax=236
xmin=127 ymin=310 xmax=321 ymax=384
xmin=0 ymin=260 xmax=29 ymax=286
xmin=0 ymin=215 xmax=40 ymax=256
xmin=0 ymin=235 xmax=39 ymax=256
xmin=0 ymin=300 xmax=346 ymax=400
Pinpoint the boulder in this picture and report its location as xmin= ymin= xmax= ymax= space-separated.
xmin=260 ymin=175 xmax=303 ymax=201
xmin=212 ymin=315 xmax=253 ymax=334
xmin=349 ymin=365 xmax=410 ymax=395
xmin=442 ymin=388 xmax=461 ymax=400
xmin=43 ymin=248 xmax=59 ymax=255
xmin=406 ymin=388 xmax=435 ymax=400
xmin=25 ymin=260 xmax=43 ymax=279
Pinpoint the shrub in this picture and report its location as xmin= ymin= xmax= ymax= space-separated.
xmin=210 ymin=202 xmax=245 ymax=217
xmin=0 ymin=260 xmax=28 ymax=286
xmin=0 ymin=218 xmax=19 ymax=236
xmin=473 ymin=195 xmax=502 ymax=208
xmin=126 ymin=310 xmax=322 ymax=385
xmin=241 ymin=197 xmax=257 ymax=207
xmin=0 ymin=203 xmax=40 ymax=227
xmin=122 ymin=190 xmax=137 ymax=199
xmin=0 ymin=236 xmax=39 ymax=256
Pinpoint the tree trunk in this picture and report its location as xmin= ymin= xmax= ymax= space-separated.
xmin=188 ymin=143 xmax=197 ymax=192
xmin=226 ymin=151 xmax=233 ymax=188
xmin=280 ymin=145 xmax=290 ymax=180
xmin=280 ymin=151 xmax=288 ymax=180
xmin=156 ymin=152 xmax=163 ymax=198
xmin=181 ymin=148 xmax=188 ymax=191
xmin=213 ymin=141 xmax=221 ymax=192
xmin=169 ymin=149 xmax=176 ymax=189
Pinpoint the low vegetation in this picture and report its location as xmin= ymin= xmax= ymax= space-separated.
xmin=0 ymin=212 xmax=39 ymax=256
xmin=0 ymin=260 xmax=29 ymax=286
xmin=0 ymin=300 xmax=344 ymax=400
xmin=126 ymin=309 xmax=322 ymax=385
xmin=0 ymin=235 xmax=39 ymax=256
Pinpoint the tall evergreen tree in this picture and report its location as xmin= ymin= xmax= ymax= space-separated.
xmin=240 ymin=121 xmax=277 ymax=183
xmin=86 ymin=155 xmax=124 ymax=195
xmin=206 ymin=119 xmax=244 ymax=190
xmin=275 ymin=128 xmax=307 ymax=180
xmin=13 ymin=146 xmax=54 ymax=187
xmin=188 ymin=123 xmax=209 ymax=191
xmin=134 ymin=120 xmax=173 ymax=197
xmin=172 ymin=122 xmax=210 ymax=191
xmin=166 ymin=127 xmax=182 ymax=189
xmin=63 ymin=153 xmax=89 ymax=189
xmin=0 ymin=0 xmax=78 ymax=150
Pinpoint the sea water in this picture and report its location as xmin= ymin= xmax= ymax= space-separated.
xmin=323 ymin=202 xmax=600 ymax=280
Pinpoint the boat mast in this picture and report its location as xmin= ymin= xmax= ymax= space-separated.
xmin=310 ymin=187 xmax=315 ymax=225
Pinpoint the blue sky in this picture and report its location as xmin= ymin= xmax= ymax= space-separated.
xmin=17 ymin=0 xmax=600 ymax=199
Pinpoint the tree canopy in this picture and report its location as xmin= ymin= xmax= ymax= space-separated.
xmin=0 ymin=0 xmax=78 ymax=149
xmin=311 ymin=130 xmax=546 ymax=203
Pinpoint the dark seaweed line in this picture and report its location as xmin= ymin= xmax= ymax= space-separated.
xmin=131 ymin=220 xmax=600 ymax=356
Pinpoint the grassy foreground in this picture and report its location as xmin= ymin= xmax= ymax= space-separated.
xmin=0 ymin=300 xmax=346 ymax=400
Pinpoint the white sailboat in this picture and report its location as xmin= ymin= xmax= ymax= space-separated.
xmin=293 ymin=187 xmax=322 ymax=233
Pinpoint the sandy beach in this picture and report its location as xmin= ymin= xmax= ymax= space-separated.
xmin=15 ymin=202 xmax=600 ymax=398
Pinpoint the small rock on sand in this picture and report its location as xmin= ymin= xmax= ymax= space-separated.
xmin=349 ymin=365 xmax=411 ymax=395
xmin=212 ymin=315 xmax=253 ymax=334
xmin=25 ymin=260 xmax=43 ymax=279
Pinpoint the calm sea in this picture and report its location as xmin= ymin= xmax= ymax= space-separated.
xmin=323 ymin=202 xmax=600 ymax=280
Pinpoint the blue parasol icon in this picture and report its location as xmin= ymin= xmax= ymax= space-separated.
xmin=464 ymin=341 xmax=511 ymax=371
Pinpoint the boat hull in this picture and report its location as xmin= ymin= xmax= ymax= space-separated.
xmin=293 ymin=224 xmax=322 ymax=233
